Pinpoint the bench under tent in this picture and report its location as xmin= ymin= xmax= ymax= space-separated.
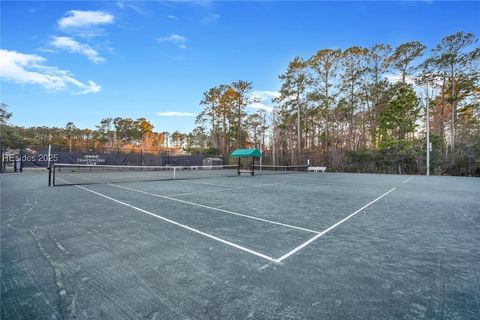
xmin=230 ymin=148 xmax=263 ymax=176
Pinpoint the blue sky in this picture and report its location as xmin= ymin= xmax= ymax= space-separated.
xmin=1 ymin=1 xmax=479 ymax=133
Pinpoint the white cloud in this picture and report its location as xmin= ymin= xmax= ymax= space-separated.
xmin=51 ymin=36 xmax=105 ymax=63
xmin=156 ymin=34 xmax=187 ymax=49
xmin=385 ymin=73 xmax=415 ymax=85
xmin=251 ymin=90 xmax=280 ymax=100
xmin=248 ymin=102 xmax=273 ymax=113
xmin=247 ymin=91 xmax=279 ymax=113
xmin=159 ymin=0 xmax=212 ymax=7
xmin=38 ymin=48 xmax=55 ymax=53
xmin=116 ymin=1 xmax=147 ymax=15
xmin=202 ymin=13 xmax=220 ymax=24
xmin=157 ymin=111 xmax=195 ymax=117
xmin=385 ymin=73 xmax=446 ymax=100
xmin=168 ymin=15 xmax=178 ymax=20
xmin=79 ymin=81 xmax=101 ymax=94
xmin=58 ymin=10 xmax=115 ymax=30
xmin=0 ymin=49 xmax=101 ymax=94
xmin=157 ymin=34 xmax=186 ymax=43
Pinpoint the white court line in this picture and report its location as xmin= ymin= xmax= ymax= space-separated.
xmin=58 ymin=175 xmax=307 ymax=232
xmin=402 ymin=177 xmax=414 ymax=184
xmin=247 ymin=175 xmax=390 ymax=189
xmin=63 ymin=172 xmax=284 ymax=197
xmin=169 ymin=181 xmax=286 ymax=197
xmin=175 ymin=179 xmax=238 ymax=188
xmin=168 ymin=187 xmax=238 ymax=197
xmin=56 ymin=178 xmax=276 ymax=262
xmin=109 ymin=184 xmax=321 ymax=234
xmin=274 ymin=187 xmax=397 ymax=263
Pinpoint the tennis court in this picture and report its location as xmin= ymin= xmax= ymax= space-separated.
xmin=1 ymin=169 xmax=479 ymax=319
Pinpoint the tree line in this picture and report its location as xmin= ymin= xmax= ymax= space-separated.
xmin=1 ymin=31 xmax=479 ymax=175
xmin=1 ymin=108 xmax=176 ymax=153
xmin=193 ymin=31 xmax=480 ymax=175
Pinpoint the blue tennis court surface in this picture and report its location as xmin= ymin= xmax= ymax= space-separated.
xmin=1 ymin=171 xmax=479 ymax=319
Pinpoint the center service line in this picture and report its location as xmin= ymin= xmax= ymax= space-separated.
xmin=170 ymin=181 xmax=286 ymax=197
xmin=274 ymin=187 xmax=397 ymax=263
xmin=72 ymin=183 xmax=277 ymax=262
xmin=109 ymin=184 xmax=321 ymax=234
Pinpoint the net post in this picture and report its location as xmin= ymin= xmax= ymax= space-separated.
xmin=48 ymin=165 xmax=52 ymax=186
xmin=251 ymin=156 xmax=255 ymax=176
xmin=173 ymin=167 xmax=176 ymax=180
xmin=237 ymin=158 xmax=240 ymax=176
xmin=47 ymin=144 xmax=51 ymax=169
xmin=19 ymin=150 xmax=23 ymax=172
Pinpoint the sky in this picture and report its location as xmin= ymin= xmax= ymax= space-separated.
xmin=1 ymin=0 xmax=479 ymax=133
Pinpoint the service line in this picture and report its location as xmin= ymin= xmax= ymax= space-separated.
xmin=65 ymin=181 xmax=277 ymax=262
xmin=169 ymin=181 xmax=286 ymax=197
xmin=109 ymin=183 xmax=320 ymax=234
xmin=274 ymin=187 xmax=397 ymax=263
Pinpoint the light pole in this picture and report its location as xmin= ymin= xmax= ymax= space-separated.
xmin=426 ymin=94 xmax=430 ymax=176
xmin=141 ymin=131 xmax=144 ymax=167
xmin=271 ymin=106 xmax=276 ymax=166
xmin=297 ymin=100 xmax=301 ymax=165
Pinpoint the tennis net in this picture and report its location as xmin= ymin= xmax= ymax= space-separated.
xmin=253 ymin=164 xmax=309 ymax=175
xmin=49 ymin=163 xmax=239 ymax=186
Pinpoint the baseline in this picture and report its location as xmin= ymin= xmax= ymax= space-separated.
xmin=402 ymin=177 xmax=414 ymax=184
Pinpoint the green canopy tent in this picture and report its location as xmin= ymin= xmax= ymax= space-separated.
xmin=230 ymin=148 xmax=263 ymax=176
